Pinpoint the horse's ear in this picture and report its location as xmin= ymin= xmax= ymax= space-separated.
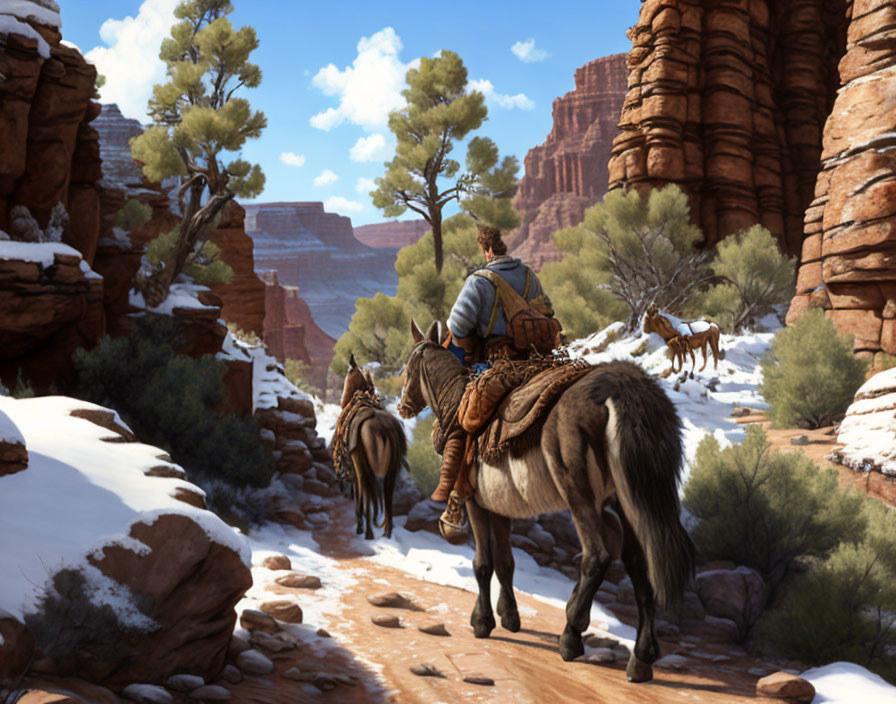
xmin=349 ymin=352 xmax=357 ymax=370
xmin=425 ymin=321 xmax=439 ymax=343
xmin=410 ymin=318 xmax=423 ymax=343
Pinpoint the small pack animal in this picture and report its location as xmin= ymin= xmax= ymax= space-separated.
xmin=474 ymin=268 xmax=562 ymax=355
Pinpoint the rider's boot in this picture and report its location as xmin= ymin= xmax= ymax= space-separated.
xmin=430 ymin=429 xmax=465 ymax=502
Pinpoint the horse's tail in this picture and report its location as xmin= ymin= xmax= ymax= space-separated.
xmin=601 ymin=369 xmax=695 ymax=608
xmin=380 ymin=414 xmax=407 ymax=536
xmin=355 ymin=434 xmax=382 ymax=529
xmin=361 ymin=413 xmax=407 ymax=533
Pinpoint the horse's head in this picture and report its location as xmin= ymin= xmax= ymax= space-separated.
xmin=397 ymin=319 xmax=442 ymax=419
xmin=340 ymin=353 xmax=371 ymax=408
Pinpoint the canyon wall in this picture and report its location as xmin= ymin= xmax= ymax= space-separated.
xmin=353 ymin=219 xmax=429 ymax=250
xmin=508 ymin=54 xmax=629 ymax=269
xmin=606 ymin=0 xmax=847 ymax=257
xmin=788 ymin=0 xmax=896 ymax=357
xmin=244 ymin=202 xmax=398 ymax=340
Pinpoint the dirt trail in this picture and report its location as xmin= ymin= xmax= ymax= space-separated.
xmin=220 ymin=500 xmax=788 ymax=704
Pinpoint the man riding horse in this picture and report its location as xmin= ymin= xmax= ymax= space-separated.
xmin=432 ymin=224 xmax=559 ymax=538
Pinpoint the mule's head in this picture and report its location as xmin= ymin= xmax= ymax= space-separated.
xmin=397 ymin=319 xmax=441 ymax=419
xmin=340 ymin=353 xmax=370 ymax=408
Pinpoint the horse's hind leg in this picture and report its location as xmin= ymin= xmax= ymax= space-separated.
xmin=489 ymin=513 xmax=520 ymax=632
xmin=618 ymin=506 xmax=659 ymax=683
xmin=383 ymin=462 xmax=396 ymax=539
xmin=352 ymin=459 xmax=364 ymax=535
xmin=467 ymin=499 xmax=496 ymax=638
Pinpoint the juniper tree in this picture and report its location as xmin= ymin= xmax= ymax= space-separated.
xmin=130 ymin=0 xmax=266 ymax=305
xmin=372 ymin=50 xmax=519 ymax=274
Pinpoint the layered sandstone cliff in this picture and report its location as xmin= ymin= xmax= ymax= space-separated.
xmin=244 ymin=202 xmax=398 ymax=339
xmin=607 ymin=0 xmax=848 ymax=257
xmin=788 ymin=0 xmax=896 ymax=357
xmin=508 ymin=54 xmax=628 ymax=269
xmin=353 ymin=219 xmax=429 ymax=250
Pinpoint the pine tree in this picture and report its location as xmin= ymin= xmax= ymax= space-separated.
xmin=130 ymin=0 xmax=266 ymax=305
xmin=371 ymin=50 xmax=519 ymax=273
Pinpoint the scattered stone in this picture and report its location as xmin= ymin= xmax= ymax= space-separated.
xmin=587 ymin=648 xmax=616 ymax=663
xmin=166 ymin=674 xmax=205 ymax=692
xmin=275 ymin=573 xmax=322 ymax=590
xmin=282 ymin=668 xmax=312 ymax=682
xmin=218 ymin=665 xmax=242 ymax=685
xmin=283 ymin=670 xmax=337 ymax=692
xmin=227 ymin=633 xmax=251 ymax=658
xmin=187 ymin=685 xmax=231 ymax=701
xmin=655 ymin=654 xmax=690 ymax=670
xmin=730 ymin=405 xmax=752 ymax=418
xmin=235 ymin=649 xmax=274 ymax=675
xmin=418 ymin=622 xmax=450 ymax=636
xmin=404 ymin=499 xmax=442 ymax=533
xmin=656 ymin=619 xmax=680 ymax=638
xmin=316 ymin=628 xmax=331 ymax=638
xmin=410 ymin=664 xmax=446 ymax=678
xmin=239 ymin=609 xmax=279 ymax=634
xmin=756 ymin=672 xmax=815 ymax=703
xmin=367 ymin=591 xmax=422 ymax=611
xmin=371 ymin=614 xmax=402 ymax=628
xmin=249 ymin=630 xmax=295 ymax=652
xmin=311 ymin=673 xmax=338 ymax=692
xmin=260 ymin=600 xmax=303 ymax=624
xmin=122 ymin=684 xmax=173 ymax=704
xmin=261 ymin=554 xmax=292 ymax=571
xmin=463 ymin=676 xmax=495 ymax=686
xmin=584 ymin=634 xmax=617 ymax=649
xmin=790 ymin=435 xmax=810 ymax=446
xmin=334 ymin=674 xmax=357 ymax=687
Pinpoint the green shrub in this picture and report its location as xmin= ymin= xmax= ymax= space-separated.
xmin=146 ymin=227 xmax=233 ymax=286
xmin=690 ymin=225 xmax=795 ymax=332
xmin=114 ymin=199 xmax=152 ymax=232
xmin=284 ymin=358 xmax=322 ymax=397
xmin=13 ymin=369 xmax=35 ymax=399
xmin=227 ymin=322 xmax=262 ymax=347
xmin=331 ymin=292 xmax=412 ymax=377
xmin=760 ymin=309 xmax=868 ymax=428
xmin=406 ymin=418 xmax=441 ymax=497
xmin=541 ymin=185 xmax=711 ymax=331
xmin=683 ymin=425 xmax=865 ymax=591
xmin=73 ymin=315 xmax=273 ymax=491
xmin=760 ymin=499 xmax=896 ymax=679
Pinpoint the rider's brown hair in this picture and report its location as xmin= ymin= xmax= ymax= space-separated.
xmin=477 ymin=224 xmax=507 ymax=255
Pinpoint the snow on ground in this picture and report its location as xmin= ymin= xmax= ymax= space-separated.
xmin=802 ymin=662 xmax=896 ymax=704
xmin=129 ymin=281 xmax=219 ymax=316
xmin=0 ymin=240 xmax=84 ymax=268
xmin=836 ymin=367 xmax=896 ymax=476
xmin=0 ymin=395 xmax=249 ymax=623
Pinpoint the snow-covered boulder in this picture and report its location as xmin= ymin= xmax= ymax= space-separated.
xmin=0 ymin=395 xmax=252 ymax=687
xmin=833 ymin=367 xmax=896 ymax=476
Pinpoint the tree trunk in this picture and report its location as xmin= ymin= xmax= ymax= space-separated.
xmin=141 ymin=188 xmax=234 ymax=307
xmin=431 ymin=209 xmax=443 ymax=274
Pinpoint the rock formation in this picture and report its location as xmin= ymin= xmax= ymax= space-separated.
xmin=508 ymin=54 xmax=628 ymax=269
xmin=260 ymin=270 xmax=335 ymax=389
xmin=787 ymin=0 xmax=896 ymax=356
xmin=607 ymin=0 xmax=847 ymax=259
xmin=353 ymin=219 xmax=429 ymax=250
xmin=244 ymin=202 xmax=398 ymax=340
xmin=833 ymin=366 xmax=896 ymax=477
xmin=206 ymin=202 xmax=266 ymax=338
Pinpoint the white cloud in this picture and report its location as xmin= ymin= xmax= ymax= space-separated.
xmin=85 ymin=0 xmax=180 ymax=120
xmin=309 ymin=27 xmax=418 ymax=131
xmin=324 ymin=196 xmax=364 ymax=214
xmin=355 ymin=177 xmax=377 ymax=195
xmin=511 ymin=38 xmax=550 ymax=63
xmin=468 ymin=79 xmax=535 ymax=111
xmin=279 ymin=152 xmax=307 ymax=168
xmin=313 ymin=169 xmax=339 ymax=187
xmin=349 ymin=134 xmax=389 ymax=163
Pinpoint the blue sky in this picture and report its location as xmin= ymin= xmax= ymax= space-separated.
xmin=62 ymin=1 xmax=639 ymax=226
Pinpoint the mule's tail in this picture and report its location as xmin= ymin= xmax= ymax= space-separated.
xmin=603 ymin=376 xmax=695 ymax=608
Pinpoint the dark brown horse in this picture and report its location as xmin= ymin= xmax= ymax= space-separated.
xmin=398 ymin=321 xmax=694 ymax=682
xmin=336 ymin=355 xmax=406 ymax=539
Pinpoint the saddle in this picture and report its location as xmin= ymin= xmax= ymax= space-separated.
xmin=331 ymin=390 xmax=384 ymax=482
xmin=457 ymin=355 xmax=592 ymax=465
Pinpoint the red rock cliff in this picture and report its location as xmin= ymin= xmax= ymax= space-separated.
xmin=788 ymin=0 xmax=896 ymax=358
xmin=508 ymin=54 xmax=629 ymax=269
xmin=353 ymin=219 xmax=429 ymax=250
xmin=607 ymin=0 xmax=849 ymax=257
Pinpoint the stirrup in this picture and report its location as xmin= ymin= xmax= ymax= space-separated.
xmin=438 ymin=491 xmax=469 ymax=545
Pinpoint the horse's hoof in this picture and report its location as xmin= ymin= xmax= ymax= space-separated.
xmin=472 ymin=618 xmax=495 ymax=639
xmin=559 ymin=628 xmax=584 ymax=661
xmin=501 ymin=610 xmax=521 ymax=633
xmin=365 ymin=532 xmax=374 ymax=540
xmin=626 ymin=656 xmax=654 ymax=683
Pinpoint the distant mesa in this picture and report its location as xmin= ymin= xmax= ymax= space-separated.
xmin=508 ymin=53 xmax=629 ymax=270
xmin=353 ymin=219 xmax=429 ymax=251
xmin=242 ymin=202 xmax=398 ymax=340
